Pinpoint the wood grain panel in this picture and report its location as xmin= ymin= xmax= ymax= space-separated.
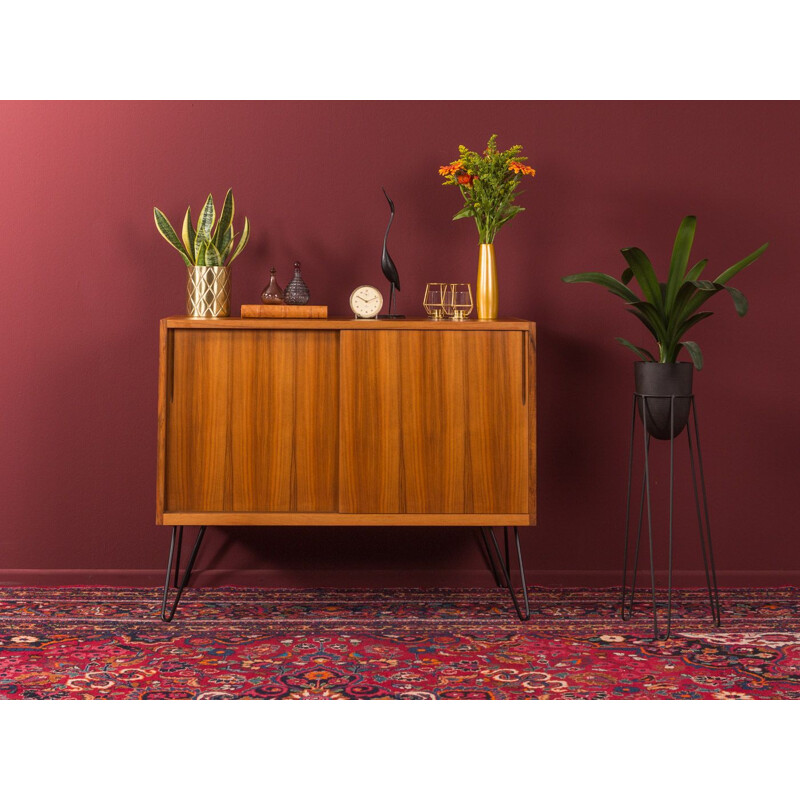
xmin=156 ymin=320 xmax=170 ymax=523
xmin=240 ymin=305 xmax=328 ymax=318
xmin=163 ymin=512 xmax=531 ymax=526
xmin=165 ymin=330 xmax=233 ymax=511
xmin=231 ymin=331 xmax=338 ymax=512
xmin=231 ymin=332 xmax=295 ymax=511
xmin=527 ymin=324 xmax=538 ymax=523
xmin=463 ymin=332 xmax=528 ymax=514
xmin=339 ymin=331 xmax=401 ymax=513
xmin=398 ymin=332 xmax=467 ymax=513
xmin=165 ymin=317 xmax=532 ymax=331
xmin=291 ymin=332 xmax=339 ymax=511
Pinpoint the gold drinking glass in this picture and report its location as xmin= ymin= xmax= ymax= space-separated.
xmin=447 ymin=283 xmax=473 ymax=321
xmin=423 ymin=282 xmax=447 ymax=320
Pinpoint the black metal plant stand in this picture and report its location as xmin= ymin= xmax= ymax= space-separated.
xmin=620 ymin=393 xmax=722 ymax=640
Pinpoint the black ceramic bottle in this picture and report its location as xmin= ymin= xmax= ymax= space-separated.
xmin=284 ymin=261 xmax=310 ymax=305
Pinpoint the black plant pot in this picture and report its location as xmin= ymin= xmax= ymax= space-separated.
xmin=634 ymin=362 xmax=693 ymax=440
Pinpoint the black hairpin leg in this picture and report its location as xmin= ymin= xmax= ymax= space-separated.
xmin=161 ymin=525 xmax=207 ymax=622
xmin=480 ymin=528 xmax=505 ymax=587
xmin=483 ymin=526 xmax=530 ymax=621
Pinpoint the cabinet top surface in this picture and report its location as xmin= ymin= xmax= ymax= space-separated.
xmin=163 ymin=316 xmax=535 ymax=331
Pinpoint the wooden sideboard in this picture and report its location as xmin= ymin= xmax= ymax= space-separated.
xmin=157 ymin=317 xmax=536 ymax=527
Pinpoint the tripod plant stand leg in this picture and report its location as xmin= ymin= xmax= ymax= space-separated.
xmin=640 ymin=396 xmax=662 ymax=639
xmin=161 ymin=525 xmax=207 ymax=622
xmin=622 ymin=396 xmax=649 ymax=621
xmin=687 ymin=399 xmax=722 ymax=626
xmin=657 ymin=396 xmax=676 ymax=641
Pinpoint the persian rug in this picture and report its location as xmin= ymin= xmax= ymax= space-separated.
xmin=0 ymin=587 xmax=798 ymax=699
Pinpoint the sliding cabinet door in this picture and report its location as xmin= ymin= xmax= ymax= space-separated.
xmin=165 ymin=329 xmax=339 ymax=514
xmin=230 ymin=331 xmax=339 ymax=512
xmin=339 ymin=330 xmax=528 ymax=515
xmin=165 ymin=330 xmax=234 ymax=512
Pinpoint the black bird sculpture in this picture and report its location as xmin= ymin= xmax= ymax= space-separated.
xmin=378 ymin=186 xmax=404 ymax=318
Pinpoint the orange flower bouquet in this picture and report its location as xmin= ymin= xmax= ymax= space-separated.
xmin=439 ymin=134 xmax=535 ymax=245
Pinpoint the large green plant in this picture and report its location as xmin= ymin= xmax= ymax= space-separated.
xmin=562 ymin=216 xmax=768 ymax=370
xmin=154 ymin=188 xmax=250 ymax=267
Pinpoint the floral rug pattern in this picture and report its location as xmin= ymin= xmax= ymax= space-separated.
xmin=0 ymin=587 xmax=798 ymax=699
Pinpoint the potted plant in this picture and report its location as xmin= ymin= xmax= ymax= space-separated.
xmin=563 ymin=216 xmax=768 ymax=438
xmin=439 ymin=135 xmax=536 ymax=320
xmin=154 ymin=188 xmax=250 ymax=318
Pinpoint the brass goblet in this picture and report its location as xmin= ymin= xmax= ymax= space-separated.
xmin=423 ymin=282 xmax=448 ymax=320
xmin=446 ymin=283 xmax=474 ymax=321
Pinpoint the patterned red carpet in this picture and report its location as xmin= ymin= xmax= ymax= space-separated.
xmin=0 ymin=587 xmax=798 ymax=699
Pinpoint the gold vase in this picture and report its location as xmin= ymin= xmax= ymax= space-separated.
xmin=477 ymin=243 xmax=498 ymax=320
xmin=187 ymin=264 xmax=231 ymax=318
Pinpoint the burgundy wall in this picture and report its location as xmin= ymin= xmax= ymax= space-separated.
xmin=1 ymin=101 xmax=798 ymax=587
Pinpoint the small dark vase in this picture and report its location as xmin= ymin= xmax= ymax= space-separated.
xmin=261 ymin=267 xmax=284 ymax=304
xmin=284 ymin=261 xmax=310 ymax=305
xmin=634 ymin=362 xmax=693 ymax=440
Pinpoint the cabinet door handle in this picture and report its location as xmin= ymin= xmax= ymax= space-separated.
xmin=167 ymin=330 xmax=175 ymax=404
xmin=522 ymin=331 xmax=527 ymax=406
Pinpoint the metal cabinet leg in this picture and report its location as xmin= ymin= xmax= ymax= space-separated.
xmin=483 ymin=526 xmax=531 ymax=621
xmin=161 ymin=525 xmax=207 ymax=622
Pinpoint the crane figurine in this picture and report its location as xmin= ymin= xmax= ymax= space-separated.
xmin=378 ymin=186 xmax=404 ymax=318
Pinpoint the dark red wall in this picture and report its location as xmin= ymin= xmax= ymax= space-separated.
xmin=1 ymin=101 xmax=798 ymax=586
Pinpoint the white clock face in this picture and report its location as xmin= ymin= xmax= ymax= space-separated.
xmin=350 ymin=285 xmax=383 ymax=318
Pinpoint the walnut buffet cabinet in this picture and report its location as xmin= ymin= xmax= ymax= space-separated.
xmin=157 ymin=317 xmax=536 ymax=620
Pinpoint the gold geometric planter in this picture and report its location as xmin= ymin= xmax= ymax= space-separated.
xmin=186 ymin=264 xmax=231 ymax=318
xmin=477 ymin=243 xmax=498 ymax=320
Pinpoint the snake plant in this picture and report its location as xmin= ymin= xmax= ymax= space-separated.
xmin=562 ymin=216 xmax=768 ymax=370
xmin=154 ymin=189 xmax=250 ymax=267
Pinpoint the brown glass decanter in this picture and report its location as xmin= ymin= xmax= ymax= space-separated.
xmin=261 ymin=266 xmax=284 ymax=304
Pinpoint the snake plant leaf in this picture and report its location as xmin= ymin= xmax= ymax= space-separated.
xmin=219 ymin=225 xmax=233 ymax=263
xmin=677 ymin=311 xmax=713 ymax=338
xmin=228 ymin=216 xmax=250 ymax=265
xmin=615 ymin=337 xmax=656 ymax=362
xmin=621 ymin=267 xmax=634 ymax=285
xmin=196 ymin=240 xmax=207 ymax=267
xmin=193 ymin=222 xmax=209 ymax=259
xmin=665 ymin=215 xmax=696 ymax=312
xmin=214 ymin=189 xmax=234 ymax=248
xmin=196 ymin=194 xmax=216 ymax=241
xmin=562 ymin=272 xmax=639 ymax=304
xmin=621 ymin=247 xmax=662 ymax=311
xmin=154 ymin=208 xmax=192 ymax=266
xmin=679 ymin=340 xmax=704 ymax=370
xmin=181 ymin=207 xmax=196 ymax=262
xmin=712 ymin=241 xmax=769 ymax=285
xmin=204 ymin=241 xmax=221 ymax=267
xmin=686 ymin=258 xmax=708 ymax=282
